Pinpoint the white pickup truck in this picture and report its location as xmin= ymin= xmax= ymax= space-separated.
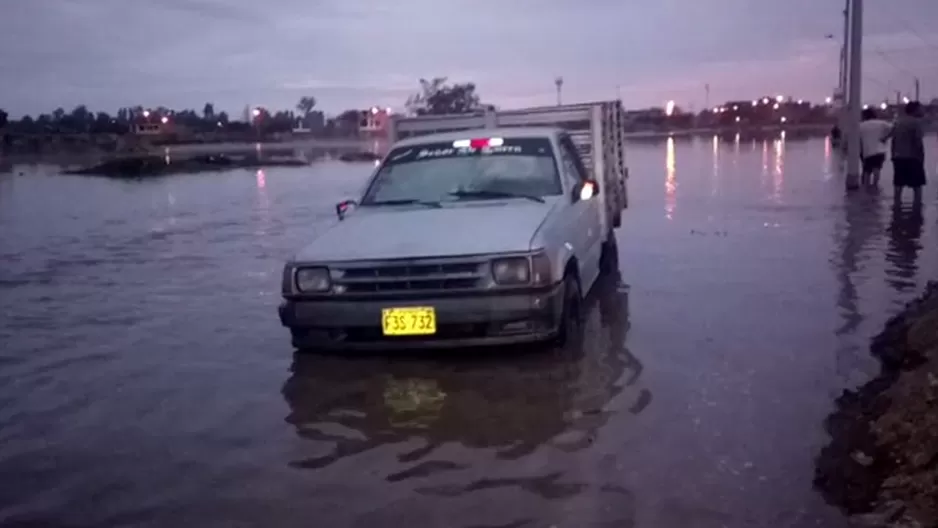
xmin=278 ymin=101 xmax=629 ymax=351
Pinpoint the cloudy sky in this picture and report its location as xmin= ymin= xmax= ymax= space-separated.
xmin=3 ymin=0 xmax=938 ymax=117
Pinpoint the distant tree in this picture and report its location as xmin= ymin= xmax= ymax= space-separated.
xmin=203 ymin=103 xmax=215 ymax=120
xmin=337 ymin=109 xmax=361 ymax=123
xmin=35 ymin=114 xmax=52 ymax=131
xmin=70 ymin=105 xmax=91 ymax=132
xmin=267 ymin=110 xmax=295 ymax=133
xmin=217 ymin=111 xmax=229 ymax=125
xmin=52 ymin=107 xmax=66 ymax=122
xmin=0 ymin=109 xmax=7 ymax=129
xmin=94 ymin=112 xmax=112 ymax=132
xmin=406 ymin=77 xmax=483 ymax=115
xmin=296 ymin=96 xmax=317 ymax=116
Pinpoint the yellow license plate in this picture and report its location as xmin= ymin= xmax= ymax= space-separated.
xmin=382 ymin=307 xmax=436 ymax=336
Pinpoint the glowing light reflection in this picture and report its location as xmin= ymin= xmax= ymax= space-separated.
xmin=772 ymin=137 xmax=785 ymax=203
xmin=711 ymin=135 xmax=720 ymax=196
xmin=761 ymin=140 xmax=769 ymax=185
xmin=254 ymin=169 xmax=271 ymax=237
xmin=665 ymin=137 xmax=676 ymax=220
xmin=256 ymin=169 xmax=266 ymax=189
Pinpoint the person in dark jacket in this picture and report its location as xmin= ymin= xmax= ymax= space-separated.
xmin=890 ymin=101 xmax=926 ymax=203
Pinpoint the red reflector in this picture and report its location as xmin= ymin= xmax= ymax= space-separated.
xmin=469 ymin=138 xmax=489 ymax=149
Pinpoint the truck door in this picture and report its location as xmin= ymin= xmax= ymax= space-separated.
xmin=558 ymin=134 xmax=603 ymax=289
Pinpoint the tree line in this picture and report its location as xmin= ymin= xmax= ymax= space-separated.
xmin=0 ymin=78 xmax=489 ymax=137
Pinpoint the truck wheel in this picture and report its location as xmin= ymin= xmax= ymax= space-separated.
xmin=600 ymin=232 xmax=619 ymax=275
xmin=553 ymin=272 xmax=583 ymax=347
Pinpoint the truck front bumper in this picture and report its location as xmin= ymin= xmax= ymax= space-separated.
xmin=279 ymin=283 xmax=564 ymax=352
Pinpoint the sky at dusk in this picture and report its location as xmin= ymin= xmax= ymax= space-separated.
xmin=3 ymin=0 xmax=938 ymax=117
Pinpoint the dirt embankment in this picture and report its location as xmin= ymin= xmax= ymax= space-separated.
xmin=815 ymin=282 xmax=938 ymax=528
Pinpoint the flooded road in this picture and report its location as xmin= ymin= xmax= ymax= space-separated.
xmin=1 ymin=135 xmax=936 ymax=527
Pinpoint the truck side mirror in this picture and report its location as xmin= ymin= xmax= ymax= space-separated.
xmin=573 ymin=180 xmax=599 ymax=202
xmin=335 ymin=199 xmax=357 ymax=220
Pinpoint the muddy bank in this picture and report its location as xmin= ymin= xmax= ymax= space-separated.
xmin=815 ymin=281 xmax=938 ymax=527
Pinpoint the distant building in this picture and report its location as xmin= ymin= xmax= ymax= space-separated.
xmin=132 ymin=120 xmax=173 ymax=136
xmin=359 ymin=107 xmax=392 ymax=137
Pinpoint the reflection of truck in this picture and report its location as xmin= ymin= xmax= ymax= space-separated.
xmin=278 ymin=102 xmax=629 ymax=351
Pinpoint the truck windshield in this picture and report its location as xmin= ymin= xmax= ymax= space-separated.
xmin=360 ymin=137 xmax=561 ymax=205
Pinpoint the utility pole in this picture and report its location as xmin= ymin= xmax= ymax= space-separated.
xmin=839 ymin=6 xmax=848 ymax=97
xmin=555 ymin=77 xmax=564 ymax=106
xmin=844 ymin=0 xmax=863 ymax=190
xmin=705 ymin=83 xmax=710 ymax=110
xmin=896 ymin=90 xmax=902 ymax=105
xmin=914 ymin=78 xmax=920 ymax=101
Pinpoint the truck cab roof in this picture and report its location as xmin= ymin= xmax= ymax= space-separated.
xmin=391 ymin=127 xmax=564 ymax=149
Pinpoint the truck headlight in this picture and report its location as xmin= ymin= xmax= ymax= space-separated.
xmin=492 ymin=257 xmax=531 ymax=285
xmin=295 ymin=267 xmax=331 ymax=292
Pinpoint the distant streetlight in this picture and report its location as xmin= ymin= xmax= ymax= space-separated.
xmin=775 ymin=95 xmax=784 ymax=103
xmin=665 ymin=100 xmax=675 ymax=117
xmin=762 ymin=97 xmax=770 ymax=104
xmin=879 ymin=102 xmax=888 ymax=110
xmin=160 ymin=116 xmax=169 ymax=124
xmin=751 ymin=100 xmax=758 ymax=106
xmin=773 ymin=103 xmax=780 ymax=110
xmin=797 ymin=99 xmax=804 ymax=104
xmin=735 ymin=116 xmax=741 ymax=123
xmin=903 ymin=96 xmax=911 ymax=104
xmin=142 ymin=110 xmax=150 ymax=118
xmin=825 ymin=96 xmax=833 ymax=104
xmin=780 ymin=116 xmax=787 ymax=123
xmin=252 ymin=108 xmax=262 ymax=117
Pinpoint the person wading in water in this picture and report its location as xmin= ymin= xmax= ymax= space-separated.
xmin=890 ymin=101 xmax=927 ymax=204
xmin=858 ymin=107 xmax=892 ymax=188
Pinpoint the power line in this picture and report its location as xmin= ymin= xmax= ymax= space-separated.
xmin=894 ymin=17 xmax=938 ymax=54
xmin=872 ymin=48 xmax=918 ymax=80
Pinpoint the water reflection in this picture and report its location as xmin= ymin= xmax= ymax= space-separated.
xmin=711 ymin=135 xmax=720 ymax=196
xmin=665 ymin=137 xmax=676 ymax=219
xmin=254 ymin=169 xmax=271 ymax=237
xmin=771 ymin=136 xmax=785 ymax=203
xmin=280 ymin=274 xmax=646 ymax=524
xmin=832 ymin=194 xmax=884 ymax=380
xmin=885 ymin=201 xmax=924 ymax=294
xmin=760 ymin=140 xmax=769 ymax=187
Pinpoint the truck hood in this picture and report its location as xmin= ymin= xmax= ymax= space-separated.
xmin=294 ymin=200 xmax=558 ymax=262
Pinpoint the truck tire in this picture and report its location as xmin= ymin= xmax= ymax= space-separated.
xmin=600 ymin=231 xmax=619 ymax=275
xmin=553 ymin=272 xmax=583 ymax=347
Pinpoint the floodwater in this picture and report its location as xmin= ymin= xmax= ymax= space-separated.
xmin=1 ymin=135 xmax=936 ymax=527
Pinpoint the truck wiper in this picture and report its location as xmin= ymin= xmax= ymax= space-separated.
xmin=448 ymin=190 xmax=545 ymax=203
xmin=366 ymin=199 xmax=442 ymax=208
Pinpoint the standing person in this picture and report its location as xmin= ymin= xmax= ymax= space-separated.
xmin=831 ymin=123 xmax=842 ymax=148
xmin=858 ymin=108 xmax=892 ymax=187
xmin=890 ymin=101 xmax=927 ymax=204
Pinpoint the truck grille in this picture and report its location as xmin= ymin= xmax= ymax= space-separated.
xmin=333 ymin=258 xmax=488 ymax=294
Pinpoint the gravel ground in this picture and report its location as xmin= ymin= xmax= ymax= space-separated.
xmin=816 ymin=282 xmax=938 ymax=528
